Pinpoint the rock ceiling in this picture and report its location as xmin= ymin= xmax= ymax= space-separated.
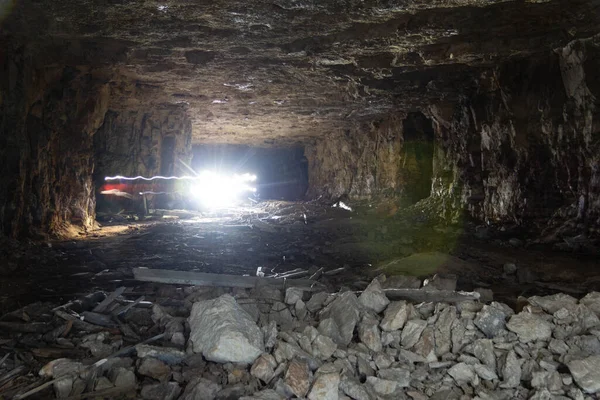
xmin=3 ymin=0 xmax=599 ymax=144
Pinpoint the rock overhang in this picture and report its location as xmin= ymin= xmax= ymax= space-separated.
xmin=1 ymin=0 xmax=599 ymax=145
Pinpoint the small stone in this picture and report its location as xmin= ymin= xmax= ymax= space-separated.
xmin=366 ymin=377 xmax=402 ymax=396
xmin=377 ymin=368 xmax=410 ymax=386
xmin=284 ymin=359 xmax=311 ymax=398
xmin=531 ymin=371 xmax=562 ymax=391
xmin=567 ymin=355 xmax=600 ymax=393
xmin=179 ymin=377 xmax=222 ymax=400
xmin=474 ymin=304 xmax=508 ymax=338
xmin=373 ymin=352 xmax=394 ymax=369
xmin=109 ymin=367 xmax=136 ymax=388
xmin=549 ymin=339 xmax=569 ymax=355
xmin=401 ymin=319 xmax=427 ymax=348
xmin=472 ymin=339 xmax=496 ymax=370
xmin=503 ymin=263 xmax=517 ymax=275
xmin=380 ymin=301 xmax=411 ymax=331
xmin=95 ymin=377 xmax=114 ymax=391
xmin=306 ymin=292 xmax=329 ymax=312
xmin=318 ymin=292 xmax=361 ymax=346
xmin=136 ymin=345 xmax=186 ymax=365
xmin=313 ymin=335 xmax=337 ymax=360
xmin=339 ymin=375 xmax=370 ymax=400
xmin=285 ymin=287 xmax=304 ymax=305
xmin=500 ymin=349 xmax=521 ymax=388
xmin=358 ymin=317 xmax=382 ymax=352
xmin=308 ymin=372 xmax=340 ymax=400
xmin=262 ymin=321 xmax=278 ymax=350
xmin=506 ymin=312 xmax=553 ymax=343
xmin=473 ymin=364 xmax=498 ymax=381
xmin=295 ymin=300 xmax=307 ymax=320
xmin=251 ymin=354 xmax=278 ymax=383
xmin=141 ymin=382 xmax=181 ymax=400
xmin=171 ymin=332 xmax=186 ymax=347
xmin=358 ymin=279 xmax=390 ymax=313
xmin=447 ymin=362 xmax=475 ymax=384
xmin=529 ymin=293 xmax=578 ymax=314
xmin=580 ymin=292 xmax=600 ymax=317
xmin=138 ymin=357 xmax=172 ymax=382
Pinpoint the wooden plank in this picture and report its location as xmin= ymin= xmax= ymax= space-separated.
xmin=93 ymin=287 xmax=126 ymax=313
xmin=383 ymin=289 xmax=480 ymax=303
xmin=133 ymin=268 xmax=321 ymax=291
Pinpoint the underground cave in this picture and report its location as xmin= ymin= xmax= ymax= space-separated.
xmin=1 ymin=0 xmax=600 ymax=398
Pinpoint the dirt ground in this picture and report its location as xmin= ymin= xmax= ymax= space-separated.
xmin=1 ymin=200 xmax=599 ymax=314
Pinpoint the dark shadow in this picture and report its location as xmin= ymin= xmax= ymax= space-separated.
xmin=402 ymin=112 xmax=435 ymax=204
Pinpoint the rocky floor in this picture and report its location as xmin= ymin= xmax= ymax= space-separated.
xmin=1 ymin=200 xmax=600 ymax=398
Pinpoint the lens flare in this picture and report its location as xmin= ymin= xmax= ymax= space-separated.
xmin=189 ymin=171 xmax=257 ymax=208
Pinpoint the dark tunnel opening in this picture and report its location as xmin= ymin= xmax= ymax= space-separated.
xmin=402 ymin=111 xmax=435 ymax=204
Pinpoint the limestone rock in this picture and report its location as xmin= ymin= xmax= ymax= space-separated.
xmin=138 ymin=357 xmax=172 ymax=382
xmin=306 ymin=292 xmax=329 ymax=313
xmin=285 ymin=287 xmax=304 ymax=305
xmin=500 ymin=350 xmax=521 ymax=388
xmin=529 ymin=293 xmax=578 ymax=314
xmin=318 ymin=292 xmax=361 ymax=346
xmin=251 ymin=354 xmax=278 ymax=383
xmin=313 ymin=334 xmax=338 ymax=360
xmin=179 ymin=377 xmax=222 ymax=400
xmin=308 ymin=372 xmax=340 ymax=400
xmin=567 ymin=355 xmax=600 ymax=393
xmin=580 ymin=292 xmax=600 ymax=317
xmin=358 ymin=278 xmax=389 ymax=313
xmin=140 ymin=382 xmax=181 ymax=400
xmin=447 ymin=362 xmax=475 ymax=384
xmin=366 ymin=376 xmax=403 ymax=396
xmin=380 ymin=301 xmax=411 ymax=331
xmin=135 ymin=345 xmax=186 ymax=365
xmin=401 ymin=319 xmax=427 ymax=348
xmin=358 ymin=317 xmax=382 ymax=352
xmin=377 ymin=368 xmax=410 ymax=386
xmin=474 ymin=304 xmax=509 ymax=338
xmin=506 ymin=312 xmax=553 ymax=343
xmin=284 ymin=359 xmax=311 ymax=398
xmin=188 ymin=294 xmax=264 ymax=363
xmin=339 ymin=375 xmax=370 ymax=400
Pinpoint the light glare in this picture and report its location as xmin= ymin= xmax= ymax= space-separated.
xmin=190 ymin=171 xmax=257 ymax=208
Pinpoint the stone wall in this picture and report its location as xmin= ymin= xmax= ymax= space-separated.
xmin=429 ymin=35 xmax=600 ymax=232
xmin=93 ymin=107 xmax=192 ymax=212
xmin=0 ymin=40 xmax=109 ymax=237
xmin=305 ymin=114 xmax=434 ymax=203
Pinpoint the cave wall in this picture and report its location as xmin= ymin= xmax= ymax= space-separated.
xmin=305 ymin=114 xmax=435 ymax=203
xmin=93 ymin=107 xmax=192 ymax=211
xmin=429 ymin=35 xmax=600 ymax=231
xmin=0 ymin=40 xmax=109 ymax=237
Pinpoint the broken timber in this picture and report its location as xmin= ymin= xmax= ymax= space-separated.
xmin=133 ymin=268 xmax=322 ymax=291
xmin=383 ymin=288 xmax=480 ymax=303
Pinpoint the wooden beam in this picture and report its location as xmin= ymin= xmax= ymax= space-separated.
xmin=133 ymin=268 xmax=322 ymax=291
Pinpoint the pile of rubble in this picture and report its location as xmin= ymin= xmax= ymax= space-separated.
xmin=2 ymin=277 xmax=600 ymax=400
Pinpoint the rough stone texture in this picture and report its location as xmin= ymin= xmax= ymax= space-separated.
xmin=138 ymin=357 xmax=172 ymax=382
xmin=507 ymin=312 xmax=553 ymax=343
xmin=251 ymin=354 xmax=278 ymax=383
xmin=358 ymin=279 xmax=390 ymax=313
xmin=567 ymin=355 xmax=600 ymax=393
xmin=140 ymin=382 xmax=181 ymax=400
xmin=380 ymin=301 xmax=410 ymax=331
xmin=307 ymin=372 xmax=340 ymax=400
xmin=474 ymin=304 xmax=509 ymax=338
xmin=0 ymin=51 xmax=109 ymax=237
xmin=188 ymin=294 xmax=264 ymax=363
xmin=318 ymin=292 xmax=361 ymax=346
xmin=284 ymin=359 xmax=311 ymax=398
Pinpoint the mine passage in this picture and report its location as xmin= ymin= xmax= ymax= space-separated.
xmin=1 ymin=1 xmax=600 ymax=399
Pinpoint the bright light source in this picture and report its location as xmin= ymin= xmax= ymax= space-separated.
xmin=190 ymin=171 xmax=257 ymax=208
